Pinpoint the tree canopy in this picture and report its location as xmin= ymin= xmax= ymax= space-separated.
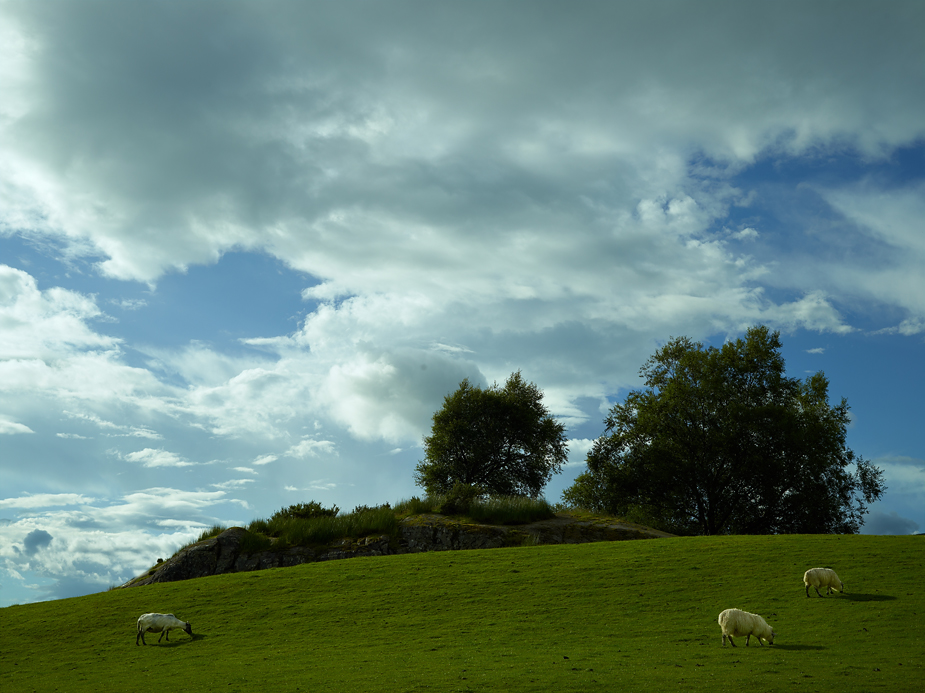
xmin=414 ymin=371 xmax=568 ymax=497
xmin=561 ymin=326 xmax=885 ymax=535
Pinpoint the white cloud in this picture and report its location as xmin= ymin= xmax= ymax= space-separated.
xmin=285 ymin=438 xmax=337 ymax=459
xmin=211 ymin=479 xmax=256 ymax=490
xmin=1 ymin=1 xmax=923 ymax=605
xmin=565 ymin=439 xmax=596 ymax=468
xmin=0 ymin=265 xmax=119 ymax=360
xmin=122 ymin=448 xmax=195 ymax=468
xmin=0 ymin=486 xmax=247 ymax=604
xmin=0 ymin=417 xmax=33 ymax=434
xmin=0 ymin=493 xmax=94 ymax=509
xmin=731 ymin=227 xmax=759 ymax=241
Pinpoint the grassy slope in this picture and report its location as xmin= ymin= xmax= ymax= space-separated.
xmin=2 ymin=534 xmax=922 ymax=693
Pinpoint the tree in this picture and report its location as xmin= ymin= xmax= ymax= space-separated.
xmin=415 ymin=371 xmax=568 ymax=497
xmin=562 ymin=326 xmax=885 ymax=535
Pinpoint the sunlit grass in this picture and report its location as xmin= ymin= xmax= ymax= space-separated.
xmin=3 ymin=535 xmax=922 ymax=692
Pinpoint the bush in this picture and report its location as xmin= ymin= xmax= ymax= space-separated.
xmin=249 ymin=504 xmax=399 ymax=548
xmin=352 ymin=503 xmax=391 ymax=515
xmin=196 ymin=524 xmax=226 ymax=542
xmin=393 ymin=496 xmax=438 ymax=516
xmin=247 ymin=518 xmax=271 ymax=535
xmin=439 ymin=482 xmax=485 ymax=515
xmin=272 ymin=501 xmax=340 ymax=522
xmin=468 ymin=496 xmax=556 ymax=525
xmin=239 ymin=529 xmax=273 ymax=554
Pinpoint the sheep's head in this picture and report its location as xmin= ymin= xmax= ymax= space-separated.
xmin=768 ymin=629 xmax=775 ymax=645
xmin=184 ymin=622 xmax=193 ymax=635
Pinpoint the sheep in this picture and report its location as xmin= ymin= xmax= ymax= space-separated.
xmin=803 ymin=567 xmax=844 ymax=597
xmin=717 ymin=608 xmax=775 ymax=647
xmin=136 ymin=613 xmax=193 ymax=645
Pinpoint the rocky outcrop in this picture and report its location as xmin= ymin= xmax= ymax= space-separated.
xmin=124 ymin=513 xmax=672 ymax=588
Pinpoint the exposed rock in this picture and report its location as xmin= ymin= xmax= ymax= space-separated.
xmin=123 ymin=513 xmax=672 ymax=588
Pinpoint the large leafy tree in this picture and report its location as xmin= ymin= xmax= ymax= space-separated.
xmin=562 ymin=326 xmax=885 ymax=535
xmin=415 ymin=371 xmax=568 ymax=497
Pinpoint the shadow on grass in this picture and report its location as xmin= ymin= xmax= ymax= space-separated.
xmin=843 ymin=593 xmax=896 ymax=602
xmin=772 ymin=644 xmax=826 ymax=651
xmin=152 ymin=634 xmax=207 ymax=647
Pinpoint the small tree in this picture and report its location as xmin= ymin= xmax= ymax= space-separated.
xmin=562 ymin=326 xmax=885 ymax=535
xmin=415 ymin=371 xmax=568 ymax=497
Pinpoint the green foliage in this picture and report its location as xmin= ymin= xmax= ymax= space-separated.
xmin=244 ymin=505 xmax=398 ymax=549
xmin=352 ymin=502 xmax=391 ymax=515
xmin=247 ymin=517 xmax=271 ymax=535
xmin=415 ymin=371 xmax=568 ymax=497
xmin=563 ymin=326 xmax=886 ymax=535
xmin=438 ymin=482 xmax=485 ymax=515
xmin=238 ymin=529 xmax=273 ymax=554
xmin=272 ymin=501 xmax=340 ymax=522
xmin=3 ymin=535 xmax=922 ymax=692
xmin=467 ymin=495 xmax=556 ymax=524
xmin=392 ymin=496 xmax=439 ymax=516
xmin=196 ymin=524 xmax=227 ymax=543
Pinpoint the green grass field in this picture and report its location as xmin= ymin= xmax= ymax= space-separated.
xmin=2 ymin=534 xmax=922 ymax=692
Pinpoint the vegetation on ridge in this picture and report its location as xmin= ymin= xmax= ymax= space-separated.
xmin=182 ymin=493 xmax=557 ymax=558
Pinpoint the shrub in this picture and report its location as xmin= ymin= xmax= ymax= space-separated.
xmin=196 ymin=524 xmax=226 ymax=542
xmin=393 ymin=496 xmax=438 ymax=516
xmin=352 ymin=503 xmax=391 ymax=515
xmin=468 ymin=496 xmax=556 ymax=525
xmin=247 ymin=518 xmax=271 ymax=535
xmin=439 ymin=482 xmax=485 ymax=515
xmin=239 ymin=529 xmax=273 ymax=554
xmin=272 ymin=501 xmax=340 ymax=522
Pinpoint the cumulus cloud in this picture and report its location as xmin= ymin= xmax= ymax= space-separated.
xmin=0 ymin=486 xmax=248 ymax=605
xmin=122 ymin=449 xmax=196 ymax=468
xmin=21 ymin=528 xmax=53 ymax=556
xmin=1 ymin=1 xmax=923 ymax=605
xmin=285 ymin=438 xmax=337 ymax=459
xmin=0 ymin=265 xmax=118 ymax=360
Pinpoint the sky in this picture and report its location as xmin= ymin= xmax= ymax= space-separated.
xmin=1 ymin=0 xmax=923 ymax=607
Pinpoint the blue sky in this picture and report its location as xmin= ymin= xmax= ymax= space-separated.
xmin=1 ymin=0 xmax=923 ymax=607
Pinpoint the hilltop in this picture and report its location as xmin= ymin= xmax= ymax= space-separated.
xmin=3 ymin=534 xmax=922 ymax=693
xmin=124 ymin=511 xmax=673 ymax=587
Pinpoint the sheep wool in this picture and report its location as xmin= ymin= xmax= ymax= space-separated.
xmin=803 ymin=567 xmax=844 ymax=597
xmin=717 ymin=608 xmax=775 ymax=647
xmin=136 ymin=613 xmax=193 ymax=645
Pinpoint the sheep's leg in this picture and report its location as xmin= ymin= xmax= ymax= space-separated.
xmin=136 ymin=630 xmax=144 ymax=646
xmin=814 ymin=586 xmax=822 ymax=597
xmin=158 ymin=630 xmax=166 ymax=643
xmin=805 ymin=585 xmax=810 ymax=597
xmin=745 ymin=634 xmax=750 ymax=646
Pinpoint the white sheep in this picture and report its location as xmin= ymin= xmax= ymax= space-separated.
xmin=136 ymin=613 xmax=193 ymax=645
xmin=717 ymin=608 xmax=775 ymax=647
xmin=803 ymin=567 xmax=844 ymax=597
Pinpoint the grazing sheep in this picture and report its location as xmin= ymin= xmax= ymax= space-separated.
xmin=803 ymin=567 xmax=844 ymax=597
xmin=717 ymin=608 xmax=775 ymax=647
xmin=136 ymin=613 xmax=193 ymax=645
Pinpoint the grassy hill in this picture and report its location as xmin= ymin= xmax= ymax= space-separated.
xmin=2 ymin=534 xmax=922 ymax=692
